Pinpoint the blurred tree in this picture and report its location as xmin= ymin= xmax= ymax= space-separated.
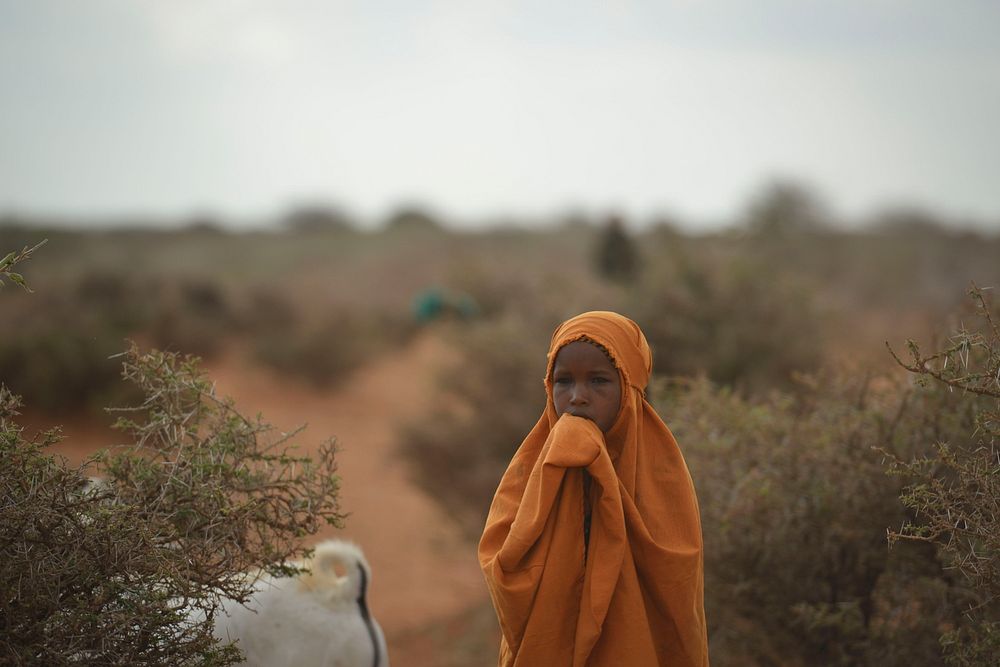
xmin=594 ymin=214 xmax=639 ymax=283
xmin=870 ymin=207 xmax=948 ymax=236
xmin=384 ymin=206 xmax=443 ymax=232
xmin=284 ymin=204 xmax=357 ymax=233
xmin=645 ymin=213 xmax=682 ymax=240
xmin=745 ymin=180 xmax=829 ymax=237
xmin=182 ymin=215 xmax=227 ymax=235
xmin=556 ymin=210 xmax=593 ymax=231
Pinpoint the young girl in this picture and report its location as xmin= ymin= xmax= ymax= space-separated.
xmin=479 ymin=311 xmax=708 ymax=666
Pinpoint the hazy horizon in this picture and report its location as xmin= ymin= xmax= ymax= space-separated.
xmin=3 ymin=1 xmax=999 ymax=230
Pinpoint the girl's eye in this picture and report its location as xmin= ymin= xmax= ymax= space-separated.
xmin=554 ymin=377 xmax=571 ymax=385
xmin=592 ymin=377 xmax=609 ymax=384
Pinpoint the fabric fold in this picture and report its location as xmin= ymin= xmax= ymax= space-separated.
xmin=479 ymin=311 xmax=709 ymax=667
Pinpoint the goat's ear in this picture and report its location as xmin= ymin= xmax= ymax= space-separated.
xmin=312 ymin=549 xmax=347 ymax=579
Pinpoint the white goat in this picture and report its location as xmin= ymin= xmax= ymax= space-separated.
xmin=79 ymin=480 xmax=387 ymax=664
xmin=210 ymin=540 xmax=389 ymax=667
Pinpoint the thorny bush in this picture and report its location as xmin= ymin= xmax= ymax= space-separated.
xmin=883 ymin=284 xmax=1000 ymax=665
xmin=1 ymin=342 xmax=343 ymax=665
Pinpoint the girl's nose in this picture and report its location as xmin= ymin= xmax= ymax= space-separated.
xmin=569 ymin=384 xmax=588 ymax=404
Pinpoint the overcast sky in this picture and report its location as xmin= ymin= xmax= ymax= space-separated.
xmin=2 ymin=1 xmax=999 ymax=228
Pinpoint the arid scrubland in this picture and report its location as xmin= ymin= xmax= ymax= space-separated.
xmin=2 ymin=187 xmax=1000 ymax=665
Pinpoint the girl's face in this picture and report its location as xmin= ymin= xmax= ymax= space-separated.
xmin=551 ymin=340 xmax=622 ymax=433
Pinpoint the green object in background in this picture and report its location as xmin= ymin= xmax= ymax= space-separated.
xmin=412 ymin=287 xmax=479 ymax=323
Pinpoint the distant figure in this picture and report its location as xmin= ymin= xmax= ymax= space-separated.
xmin=412 ymin=287 xmax=479 ymax=323
xmin=595 ymin=215 xmax=639 ymax=283
xmin=479 ymin=311 xmax=708 ymax=666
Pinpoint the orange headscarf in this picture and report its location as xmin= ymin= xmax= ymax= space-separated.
xmin=479 ymin=311 xmax=708 ymax=666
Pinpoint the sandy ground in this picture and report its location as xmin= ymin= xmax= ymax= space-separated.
xmin=40 ymin=331 xmax=498 ymax=665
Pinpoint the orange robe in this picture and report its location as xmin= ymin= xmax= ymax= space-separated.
xmin=479 ymin=311 xmax=709 ymax=666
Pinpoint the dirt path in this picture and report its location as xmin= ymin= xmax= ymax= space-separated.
xmin=201 ymin=333 xmax=490 ymax=638
xmin=43 ymin=332 xmax=495 ymax=663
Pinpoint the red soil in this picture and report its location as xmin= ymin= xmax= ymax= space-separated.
xmin=41 ymin=332 xmax=497 ymax=665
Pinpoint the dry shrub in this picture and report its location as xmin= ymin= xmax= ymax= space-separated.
xmin=74 ymin=269 xmax=154 ymax=330
xmin=0 ymin=402 xmax=233 ymax=666
xmin=656 ymin=370 xmax=979 ymax=666
xmin=0 ymin=268 xmax=240 ymax=413
xmin=882 ymin=284 xmax=1000 ymax=665
xmin=0 ymin=289 xmax=139 ymax=412
xmin=0 ymin=260 xmax=147 ymax=413
xmin=0 ymin=345 xmax=343 ymax=665
xmin=630 ymin=248 xmax=826 ymax=392
xmin=0 ymin=263 xmax=411 ymax=412
xmin=247 ymin=286 xmax=417 ymax=387
xmin=147 ymin=279 xmax=236 ymax=358
xmin=399 ymin=315 xmax=549 ymax=536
